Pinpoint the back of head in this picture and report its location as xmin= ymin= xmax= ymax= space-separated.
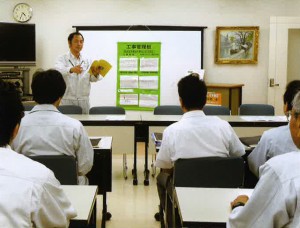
xmin=0 ymin=80 xmax=24 ymax=147
xmin=177 ymin=73 xmax=207 ymax=110
xmin=283 ymin=80 xmax=300 ymax=111
xmin=292 ymin=91 xmax=300 ymax=114
xmin=32 ymin=69 xmax=66 ymax=104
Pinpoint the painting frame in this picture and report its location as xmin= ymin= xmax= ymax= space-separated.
xmin=215 ymin=26 xmax=259 ymax=64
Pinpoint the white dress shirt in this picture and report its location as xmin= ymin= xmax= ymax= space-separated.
xmin=12 ymin=104 xmax=94 ymax=185
xmin=228 ymin=151 xmax=300 ymax=228
xmin=55 ymin=51 xmax=103 ymax=114
xmin=155 ymin=110 xmax=245 ymax=169
xmin=0 ymin=146 xmax=76 ymax=228
xmin=248 ymin=125 xmax=299 ymax=177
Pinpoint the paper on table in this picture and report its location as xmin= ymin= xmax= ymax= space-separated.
xmin=240 ymin=116 xmax=287 ymax=122
xmin=105 ymin=115 xmax=126 ymax=120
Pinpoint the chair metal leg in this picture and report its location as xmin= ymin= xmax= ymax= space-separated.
xmin=123 ymin=153 xmax=128 ymax=180
xmin=151 ymin=153 xmax=157 ymax=177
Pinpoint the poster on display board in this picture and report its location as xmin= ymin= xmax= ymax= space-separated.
xmin=117 ymin=42 xmax=161 ymax=111
xmin=76 ymin=26 xmax=206 ymax=108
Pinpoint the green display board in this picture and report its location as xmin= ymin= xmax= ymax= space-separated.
xmin=117 ymin=42 xmax=161 ymax=111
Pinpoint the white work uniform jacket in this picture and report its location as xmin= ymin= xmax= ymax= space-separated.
xmin=0 ymin=146 xmax=76 ymax=227
xmin=155 ymin=110 xmax=245 ymax=169
xmin=248 ymin=125 xmax=299 ymax=177
xmin=228 ymin=151 xmax=300 ymax=228
xmin=12 ymin=104 xmax=94 ymax=185
xmin=55 ymin=51 xmax=103 ymax=114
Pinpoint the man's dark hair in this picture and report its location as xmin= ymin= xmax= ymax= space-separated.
xmin=32 ymin=69 xmax=66 ymax=104
xmin=68 ymin=32 xmax=84 ymax=43
xmin=0 ymin=79 xmax=24 ymax=146
xmin=283 ymin=80 xmax=300 ymax=111
xmin=177 ymin=74 xmax=207 ymax=110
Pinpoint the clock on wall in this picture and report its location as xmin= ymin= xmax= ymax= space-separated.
xmin=13 ymin=3 xmax=33 ymax=23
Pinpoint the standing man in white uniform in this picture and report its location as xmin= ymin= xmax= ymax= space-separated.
xmin=248 ymin=80 xmax=300 ymax=177
xmin=55 ymin=32 xmax=103 ymax=114
xmin=0 ymin=79 xmax=76 ymax=227
xmin=154 ymin=74 xmax=245 ymax=224
xmin=228 ymin=91 xmax=300 ymax=228
xmin=12 ymin=69 xmax=94 ymax=185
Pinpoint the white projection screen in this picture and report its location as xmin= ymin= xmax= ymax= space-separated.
xmin=76 ymin=26 xmax=205 ymax=108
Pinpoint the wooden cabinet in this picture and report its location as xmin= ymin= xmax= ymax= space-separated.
xmin=206 ymin=83 xmax=244 ymax=115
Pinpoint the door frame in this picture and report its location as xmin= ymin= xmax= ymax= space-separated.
xmin=268 ymin=17 xmax=300 ymax=115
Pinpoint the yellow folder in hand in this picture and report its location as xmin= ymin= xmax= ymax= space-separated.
xmin=89 ymin=59 xmax=112 ymax=77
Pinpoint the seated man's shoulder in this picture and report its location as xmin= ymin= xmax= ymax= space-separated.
xmin=2 ymin=148 xmax=57 ymax=185
xmin=258 ymin=125 xmax=290 ymax=146
xmin=266 ymin=152 xmax=300 ymax=176
xmin=59 ymin=114 xmax=84 ymax=128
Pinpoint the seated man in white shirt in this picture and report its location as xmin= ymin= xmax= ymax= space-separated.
xmin=0 ymin=79 xmax=76 ymax=227
xmin=248 ymin=80 xmax=300 ymax=177
xmin=155 ymin=74 xmax=245 ymax=224
xmin=228 ymin=91 xmax=300 ymax=228
xmin=12 ymin=69 xmax=94 ymax=185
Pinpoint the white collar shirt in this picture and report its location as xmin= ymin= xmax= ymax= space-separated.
xmin=55 ymin=51 xmax=102 ymax=100
xmin=11 ymin=104 xmax=94 ymax=185
xmin=248 ymin=125 xmax=299 ymax=177
xmin=0 ymin=146 xmax=76 ymax=227
xmin=228 ymin=151 xmax=300 ymax=228
xmin=155 ymin=110 xmax=245 ymax=169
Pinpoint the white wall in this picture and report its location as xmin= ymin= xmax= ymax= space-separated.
xmin=1 ymin=0 xmax=300 ymax=104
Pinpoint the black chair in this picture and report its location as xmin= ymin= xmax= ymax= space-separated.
xmin=89 ymin=106 xmax=125 ymax=115
xmin=153 ymin=105 xmax=183 ymax=115
xmin=239 ymin=104 xmax=275 ymax=116
xmin=57 ymin=105 xmax=83 ymax=114
xmin=23 ymin=104 xmax=35 ymax=111
xmin=28 ymin=155 xmax=78 ymax=185
xmin=164 ymin=156 xmax=245 ymax=227
xmin=89 ymin=106 xmax=128 ymax=180
xmin=203 ymin=105 xmax=231 ymax=115
xmin=174 ymin=156 xmax=244 ymax=188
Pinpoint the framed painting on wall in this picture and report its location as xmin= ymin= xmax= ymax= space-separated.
xmin=215 ymin=26 xmax=259 ymax=64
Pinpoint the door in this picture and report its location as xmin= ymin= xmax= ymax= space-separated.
xmin=268 ymin=17 xmax=300 ymax=115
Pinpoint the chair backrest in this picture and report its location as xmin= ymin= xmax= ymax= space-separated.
xmin=153 ymin=105 xmax=183 ymax=115
xmin=23 ymin=104 xmax=35 ymax=111
xmin=174 ymin=156 xmax=244 ymax=188
xmin=239 ymin=104 xmax=275 ymax=116
xmin=58 ymin=105 xmax=83 ymax=114
xmin=89 ymin=106 xmax=125 ymax=115
xmin=203 ymin=105 xmax=231 ymax=115
xmin=28 ymin=155 xmax=78 ymax=185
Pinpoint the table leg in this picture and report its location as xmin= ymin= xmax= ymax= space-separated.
xmin=101 ymin=192 xmax=112 ymax=228
xmin=144 ymin=141 xmax=149 ymax=186
xmin=132 ymin=135 xmax=138 ymax=185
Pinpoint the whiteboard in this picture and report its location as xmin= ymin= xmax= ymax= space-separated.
xmin=77 ymin=26 xmax=205 ymax=108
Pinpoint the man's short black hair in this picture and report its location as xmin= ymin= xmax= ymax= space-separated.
xmin=177 ymin=74 xmax=207 ymax=110
xmin=31 ymin=69 xmax=66 ymax=104
xmin=0 ymin=79 xmax=24 ymax=146
xmin=68 ymin=32 xmax=84 ymax=43
xmin=283 ymin=80 xmax=300 ymax=111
